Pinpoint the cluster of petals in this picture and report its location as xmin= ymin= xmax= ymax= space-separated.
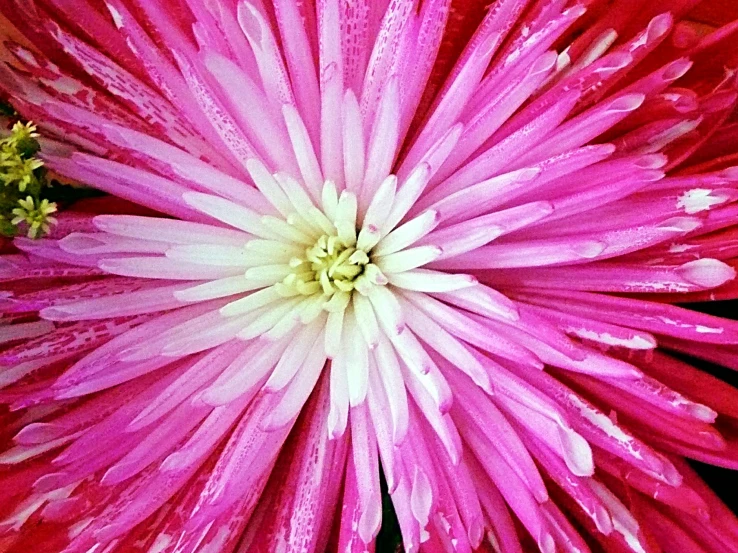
xmin=2 ymin=0 xmax=738 ymax=552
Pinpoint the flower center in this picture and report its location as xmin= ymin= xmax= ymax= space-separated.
xmin=277 ymin=232 xmax=372 ymax=296
xmin=217 ymin=173 xmax=392 ymax=315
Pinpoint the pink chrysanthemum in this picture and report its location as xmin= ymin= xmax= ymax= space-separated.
xmin=2 ymin=0 xmax=738 ymax=551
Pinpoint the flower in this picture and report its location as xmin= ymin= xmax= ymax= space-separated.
xmin=5 ymin=122 xmax=40 ymax=151
xmin=0 ymin=117 xmax=56 ymax=238
xmin=11 ymin=196 xmax=58 ymax=239
xmin=1 ymin=122 xmax=43 ymax=192
xmin=1 ymin=1 xmax=738 ymax=552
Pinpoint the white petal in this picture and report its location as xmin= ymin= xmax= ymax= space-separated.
xmin=220 ymin=286 xmax=282 ymax=317
xmin=353 ymin=293 xmax=381 ymax=349
xmin=373 ymin=210 xmax=439 ymax=256
xmin=388 ymin=269 xmax=477 ymax=292
xmin=264 ymin=319 xmax=324 ymax=392
xmin=175 ymin=275 xmax=262 ymax=302
xmin=345 ymin=308 xmax=369 ymax=406
xmin=375 ymin=245 xmax=442 ymax=273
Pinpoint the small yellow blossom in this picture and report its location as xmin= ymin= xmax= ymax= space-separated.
xmin=0 ymin=153 xmax=44 ymax=191
xmin=11 ymin=196 xmax=57 ymax=238
xmin=1 ymin=120 xmax=44 ymax=192
xmin=6 ymin=122 xmax=39 ymax=147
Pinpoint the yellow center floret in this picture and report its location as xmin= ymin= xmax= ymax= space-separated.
xmin=277 ymin=232 xmax=373 ymax=297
